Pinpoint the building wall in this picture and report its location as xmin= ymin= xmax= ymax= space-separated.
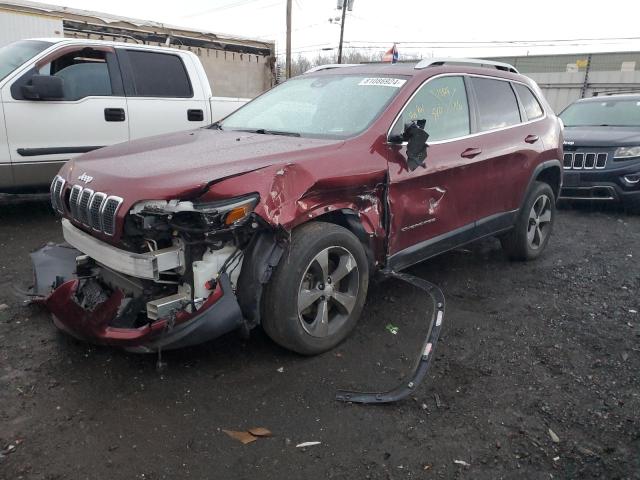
xmin=488 ymin=52 xmax=640 ymax=112
xmin=0 ymin=9 xmax=63 ymax=46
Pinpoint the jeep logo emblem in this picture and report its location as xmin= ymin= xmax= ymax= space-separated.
xmin=78 ymin=172 xmax=93 ymax=183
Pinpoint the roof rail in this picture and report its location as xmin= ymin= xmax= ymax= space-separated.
xmin=304 ymin=63 xmax=358 ymax=74
xmin=415 ymin=58 xmax=519 ymax=74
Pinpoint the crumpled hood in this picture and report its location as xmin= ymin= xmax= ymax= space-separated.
xmin=60 ymin=128 xmax=344 ymax=199
xmin=563 ymin=126 xmax=640 ymax=147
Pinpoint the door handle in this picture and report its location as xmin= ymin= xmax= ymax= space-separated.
xmin=104 ymin=108 xmax=125 ymax=122
xmin=461 ymin=147 xmax=482 ymax=159
xmin=188 ymin=109 xmax=204 ymax=121
xmin=525 ymin=134 xmax=539 ymax=144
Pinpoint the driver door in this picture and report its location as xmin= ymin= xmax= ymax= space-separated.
xmin=1 ymin=44 xmax=129 ymax=190
xmin=386 ymin=75 xmax=486 ymax=267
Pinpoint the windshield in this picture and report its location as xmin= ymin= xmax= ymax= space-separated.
xmin=221 ymin=74 xmax=407 ymax=139
xmin=560 ymin=99 xmax=640 ymax=127
xmin=0 ymin=40 xmax=52 ymax=83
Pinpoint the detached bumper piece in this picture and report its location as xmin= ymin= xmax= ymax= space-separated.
xmin=335 ymin=271 xmax=445 ymax=404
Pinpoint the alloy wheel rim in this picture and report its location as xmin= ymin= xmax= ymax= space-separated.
xmin=297 ymin=246 xmax=359 ymax=338
xmin=527 ymin=194 xmax=552 ymax=250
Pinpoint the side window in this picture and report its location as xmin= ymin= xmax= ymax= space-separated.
xmin=39 ymin=50 xmax=112 ymax=101
xmin=471 ymin=77 xmax=521 ymax=131
xmin=390 ymin=76 xmax=470 ymax=142
xmin=126 ymin=50 xmax=192 ymax=98
xmin=513 ymin=83 xmax=544 ymax=120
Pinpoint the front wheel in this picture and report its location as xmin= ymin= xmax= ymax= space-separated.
xmin=262 ymin=222 xmax=369 ymax=355
xmin=501 ymin=181 xmax=556 ymax=261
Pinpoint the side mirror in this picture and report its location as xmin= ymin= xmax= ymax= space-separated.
xmin=403 ymin=119 xmax=429 ymax=171
xmin=21 ymin=75 xmax=64 ymax=100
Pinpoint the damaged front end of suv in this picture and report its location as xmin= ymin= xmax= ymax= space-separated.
xmin=34 ymin=177 xmax=284 ymax=352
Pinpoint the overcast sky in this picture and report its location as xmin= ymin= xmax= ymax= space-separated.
xmin=46 ymin=0 xmax=640 ymax=59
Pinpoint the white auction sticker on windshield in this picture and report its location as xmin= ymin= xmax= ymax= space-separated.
xmin=358 ymin=77 xmax=406 ymax=88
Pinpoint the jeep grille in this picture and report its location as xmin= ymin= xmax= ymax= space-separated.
xmin=50 ymin=175 xmax=123 ymax=236
xmin=563 ymin=152 xmax=607 ymax=170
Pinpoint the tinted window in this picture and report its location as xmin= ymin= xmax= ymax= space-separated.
xmin=472 ymin=77 xmax=521 ymax=131
xmin=39 ymin=50 xmax=112 ymax=100
xmin=514 ymin=83 xmax=543 ymax=120
xmin=560 ymin=99 xmax=640 ymax=127
xmin=390 ymin=76 xmax=470 ymax=141
xmin=126 ymin=50 xmax=192 ymax=97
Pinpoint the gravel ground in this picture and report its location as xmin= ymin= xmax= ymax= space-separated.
xmin=0 ymin=201 xmax=639 ymax=479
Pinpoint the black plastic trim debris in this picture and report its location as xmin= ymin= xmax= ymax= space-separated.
xmin=335 ymin=271 xmax=445 ymax=404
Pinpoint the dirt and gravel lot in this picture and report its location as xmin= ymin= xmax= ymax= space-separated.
xmin=1 ymin=201 xmax=639 ymax=479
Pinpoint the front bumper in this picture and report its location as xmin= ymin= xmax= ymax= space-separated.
xmin=31 ymin=242 xmax=244 ymax=352
xmin=560 ymin=160 xmax=640 ymax=205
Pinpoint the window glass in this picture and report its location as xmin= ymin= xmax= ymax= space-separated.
xmin=559 ymin=99 xmax=640 ymax=127
xmin=390 ymin=76 xmax=470 ymax=141
xmin=126 ymin=50 xmax=192 ymax=97
xmin=514 ymin=83 xmax=543 ymax=120
xmin=222 ymin=74 xmax=404 ymax=139
xmin=0 ymin=40 xmax=52 ymax=82
xmin=472 ymin=77 xmax=521 ymax=130
xmin=38 ymin=50 xmax=112 ymax=100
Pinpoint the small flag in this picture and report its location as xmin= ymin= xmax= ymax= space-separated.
xmin=382 ymin=44 xmax=398 ymax=64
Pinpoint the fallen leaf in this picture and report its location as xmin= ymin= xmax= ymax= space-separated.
xmin=222 ymin=430 xmax=257 ymax=445
xmin=276 ymin=367 xmax=284 ymax=373
xmin=296 ymin=441 xmax=321 ymax=448
xmin=0 ymin=304 xmax=8 ymax=311
xmin=548 ymin=428 xmax=560 ymax=443
xmin=248 ymin=427 xmax=272 ymax=437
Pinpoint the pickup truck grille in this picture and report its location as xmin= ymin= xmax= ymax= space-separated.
xmin=563 ymin=152 xmax=607 ymax=170
xmin=50 ymin=175 xmax=123 ymax=236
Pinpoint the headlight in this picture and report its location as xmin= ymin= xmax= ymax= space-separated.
xmin=614 ymin=146 xmax=640 ymax=160
xmin=131 ymin=194 xmax=259 ymax=226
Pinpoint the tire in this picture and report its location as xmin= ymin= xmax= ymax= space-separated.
xmin=501 ymin=181 xmax=556 ymax=261
xmin=261 ymin=221 xmax=369 ymax=355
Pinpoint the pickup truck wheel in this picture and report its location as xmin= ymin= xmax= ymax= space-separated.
xmin=501 ymin=181 xmax=555 ymax=261
xmin=262 ymin=222 xmax=369 ymax=355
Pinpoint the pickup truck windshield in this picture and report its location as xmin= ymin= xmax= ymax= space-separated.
xmin=221 ymin=74 xmax=407 ymax=139
xmin=560 ymin=99 xmax=640 ymax=127
xmin=0 ymin=40 xmax=53 ymax=83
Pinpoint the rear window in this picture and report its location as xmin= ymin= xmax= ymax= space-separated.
xmin=471 ymin=77 xmax=521 ymax=131
xmin=514 ymin=83 xmax=544 ymax=120
xmin=126 ymin=50 xmax=192 ymax=98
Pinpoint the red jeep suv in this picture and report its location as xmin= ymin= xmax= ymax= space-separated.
xmin=37 ymin=59 xmax=563 ymax=354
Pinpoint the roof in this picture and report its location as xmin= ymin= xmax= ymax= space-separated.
xmin=0 ymin=0 xmax=274 ymax=51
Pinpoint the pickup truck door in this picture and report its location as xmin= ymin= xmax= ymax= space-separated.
xmin=0 ymin=95 xmax=13 ymax=191
xmin=117 ymin=49 xmax=209 ymax=139
xmin=1 ymin=45 xmax=129 ymax=190
xmin=386 ymin=75 xmax=486 ymax=267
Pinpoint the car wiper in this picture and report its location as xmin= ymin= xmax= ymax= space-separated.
xmin=208 ymin=122 xmax=223 ymax=130
xmin=249 ymin=128 xmax=301 ymax=137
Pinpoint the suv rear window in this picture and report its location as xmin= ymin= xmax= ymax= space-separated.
xmin=514 ymin=83 xmax=544 ymax=120
xmin=126 ymin=50 xmax=192 ymax=98
xmin=471 ymin=77 xmax=521 ymax=131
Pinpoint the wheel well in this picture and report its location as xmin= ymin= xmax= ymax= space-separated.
xmin=312 ymin=209 xmax=375 ymax=267
xmin=535 ymin=165 xmax=561 ymax=200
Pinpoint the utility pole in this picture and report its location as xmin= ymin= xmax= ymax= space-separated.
xmin=286 ymin=0 xmax=292 ymax=78
xmin=337 ymin=0 xmax=347 ymax=64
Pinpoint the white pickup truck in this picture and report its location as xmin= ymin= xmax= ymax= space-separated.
xmin=0 ymin=38 xmax=249 ymax=192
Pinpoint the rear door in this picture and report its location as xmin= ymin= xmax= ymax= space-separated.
xmin=386 ymin=75 xmax=486 ymax=263
xmin=2 ymin=44 xmax=129 ymax=190
xmin=117 ymin=49 xmax=209 ymax=139
xmin=467 ymin=76 xmax=545 ymax=221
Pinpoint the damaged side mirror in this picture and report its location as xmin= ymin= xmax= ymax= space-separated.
xmin=403 ymin=120 xmax=429 ymax=171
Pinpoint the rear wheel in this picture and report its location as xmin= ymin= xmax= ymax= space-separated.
xmin=262 ymin=222 xmax=369 ymax=355
xmin=501 ymin=181 xmax=555 ymax=261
